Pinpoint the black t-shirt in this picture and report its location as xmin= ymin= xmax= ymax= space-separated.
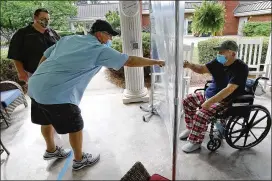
xmin=7 ymin=23 xmax=60 ymax=73
xmin=205 ymin=59 xmax=249 ymax=102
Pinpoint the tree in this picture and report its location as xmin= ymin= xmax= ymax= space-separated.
xmin=192 ymin=1 xmax=225 ymax=36
xmin=0 ymin=1 xmax=77 ymax=42
xmin=105 ymin=10 xmax=120 ymax=33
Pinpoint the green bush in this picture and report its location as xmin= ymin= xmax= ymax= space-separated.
xmin=1 ymin=41 xmax=9 ymax=46
xmin=198 ymin=37 xmax=269 ymax=65
xmin=0 ymin=58 xmax=26 ymax=88
xmin=107 ymin=33 xmax=151 ymax=85
xmin=243 ymin=22 xmax=271 ymax=37
xmin=57 ymin=31 xmax=85 ymax=37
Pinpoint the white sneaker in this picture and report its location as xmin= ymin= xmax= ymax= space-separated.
xmin=179 ymin=129 xmax=191 ymax=140
xmin=43 ymin=146 xmax=71 ymax=160
xmin=182 ymin=142 xmax=201 ymax=153
xmin=72 ymin=152 xmax=100 ymax=171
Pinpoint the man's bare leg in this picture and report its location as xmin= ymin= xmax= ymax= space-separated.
xmin=69 ymin=130 xmax=83 ymax=161
xmin=41 ymin=125 xmax=56 ymax=152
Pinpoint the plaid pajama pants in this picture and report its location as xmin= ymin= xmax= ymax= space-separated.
xmin=182 ymin=92 xmax=227 ymax=144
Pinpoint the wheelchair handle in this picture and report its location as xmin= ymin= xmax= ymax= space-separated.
xmin=256 ymin=76 xmax=269 ymax=81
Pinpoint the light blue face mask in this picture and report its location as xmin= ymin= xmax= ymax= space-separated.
xmin=105 ymin=40 xmax=112 ymax=47
xmin=216 ymin=54 xmax=227 ymax=65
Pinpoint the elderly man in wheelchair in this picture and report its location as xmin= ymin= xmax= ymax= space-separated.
xmin=179 ymin=40 xmax=271 ymax=153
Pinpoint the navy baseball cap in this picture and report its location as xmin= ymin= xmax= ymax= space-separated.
xmin=213 ymin=40 xmax=239 ymax=52
xmin=90 ymin=19 xmax=119 ymax=36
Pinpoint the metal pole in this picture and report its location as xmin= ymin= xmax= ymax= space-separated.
xmin=149 ymin=0 xmax=154 ymax=112
xmin=172 ymin=1 xmax=180 ymax=180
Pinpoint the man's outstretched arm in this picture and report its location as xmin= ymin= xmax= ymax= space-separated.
xmin=184 ymin=60 xmax=210 ymax=74
xmin=125 ymin=56 xmax=164 ymax=67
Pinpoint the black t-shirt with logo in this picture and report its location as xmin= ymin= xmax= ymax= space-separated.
xmin=7 ymin=23 xmax=60 ymax=73
xmin=205 ymin=59 xmax=249 ymax=102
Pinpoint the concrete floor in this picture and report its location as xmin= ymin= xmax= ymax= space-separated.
xmin=1 ymin=68 xmax=271 ymax=180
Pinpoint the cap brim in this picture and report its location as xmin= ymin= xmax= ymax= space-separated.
xmin=213 ymin=46 xmax=225 ymax=50
xmin=109 ymin=30 xmax=119 ymax=36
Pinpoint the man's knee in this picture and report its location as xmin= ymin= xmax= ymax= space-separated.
xmin=195 ymin=109 xmax=214 ymax=123
xmin=182 ymin=93 xmax=204 ymax=108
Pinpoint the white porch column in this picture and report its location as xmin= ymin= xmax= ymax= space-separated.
xmin=69 ymin=21 xmax=76 ymax=33
xmin=264 ymin=33 xmax=271 ymax=92
xmin=83 ymin=22 xmax=87 ymax=35
xmin=119 ymin=1 xmax=149 ymax=104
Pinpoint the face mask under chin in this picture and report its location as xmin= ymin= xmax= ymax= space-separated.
xmin=105 ymin=40 xmax=112 ymax=47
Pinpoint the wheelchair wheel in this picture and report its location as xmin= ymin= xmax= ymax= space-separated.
xmin=207 ymin=138 xmax=221 ymax=151
xmin=225 ymin=105 xmax=271 ymax=150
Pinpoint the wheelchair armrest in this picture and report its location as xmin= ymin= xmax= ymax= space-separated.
xmin=232 ymin=95 xmax=254 ymax=103
xmin=194 ymin=88 xmax=205 ymax=93
xmin=194 ymin=80 xmax=213 ymax=94
xmin=206 ymin=80 xmax=213 ymax=83
xmin=204 ymin=80 xmax=212 ymax=87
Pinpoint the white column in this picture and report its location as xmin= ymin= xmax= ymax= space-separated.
xmin=119 ymin=1 xmax=149 ymax=104
xmin=69 ymin=21 xmax=76 ymax=33
xmin=83 ymin=22 xmax=87 ymax=35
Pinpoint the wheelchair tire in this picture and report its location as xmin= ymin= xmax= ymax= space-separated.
xmin=207 ymin=138 xmax=221 ymax=151
xmin=225 ymin=105 xmax=271 ymax=150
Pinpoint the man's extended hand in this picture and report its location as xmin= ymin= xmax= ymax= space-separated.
xmin=201 ymin=100 xmax=213 ymax=110
xmin=183 ymin=60 xmax=191 ymax=68
xmin=157 ymin=60 xmax=165 ymax=67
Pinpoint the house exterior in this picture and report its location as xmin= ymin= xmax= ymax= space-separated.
xmin=233 ymin=1 xmax=271 ymax=35
xmin=70 ymin=1 xmax=271 ymax=36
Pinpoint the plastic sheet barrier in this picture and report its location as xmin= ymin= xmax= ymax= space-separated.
xmin=149 ymin=1 xmax=185 ymax=153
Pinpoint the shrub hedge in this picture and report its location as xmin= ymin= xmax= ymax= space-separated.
xmin=107 ymin=32 xmax=151 ymax=81
xmin=198 ymin=37 xmax=269 ymax=65
xmin=243 ymin=22 xmax=271 ymax=37
xmin=0 ymin=58 xmax=27 ymax=92
xmin=57 ymin=31 xmax=85 ymax=37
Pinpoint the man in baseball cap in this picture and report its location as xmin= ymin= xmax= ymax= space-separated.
xmin=90 ymin=19 xmax=119 ymax=36
xmin=179 ymin=40 xmax=249 ymax=153
xmin=27 ymin=19 xmax=164 ymax=171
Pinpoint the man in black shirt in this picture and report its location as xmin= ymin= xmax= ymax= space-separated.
xmin=179 ymin=40 xmax=249 ymax=153
xmin=8 ymin=8 xmax=60 ymax=82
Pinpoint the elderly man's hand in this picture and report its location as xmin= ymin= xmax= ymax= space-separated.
xmin=184 ymin=60 xmax=191 ymax=68
xmin=201 ymin=100 xmax=213 ymax=110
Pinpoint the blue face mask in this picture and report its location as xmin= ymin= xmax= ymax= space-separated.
xmin=105 ymin=40 xmax=112 ymax=47
xmin=216 ymin=54 xmax=227 ymax=65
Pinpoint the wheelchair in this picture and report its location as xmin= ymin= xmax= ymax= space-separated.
xmin=194 ymin=77 xmax=271 ymax=152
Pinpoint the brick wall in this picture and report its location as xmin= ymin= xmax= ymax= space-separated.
xmin=142 ymin=14 xmax=150 ymax=28
xmin=222 ymin=1 xmax=239 ymax=35
xmin=248 ymin=14 xmax=272 ymax=22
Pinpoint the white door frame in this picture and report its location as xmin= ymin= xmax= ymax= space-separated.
xmin=238 ymin=17 xmax=248 ymax=36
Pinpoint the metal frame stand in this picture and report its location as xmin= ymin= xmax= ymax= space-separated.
xmin=140 ymin=71 xmax=159 ymax=122
xmin=0 ymin=139 xmax=10 ymax=156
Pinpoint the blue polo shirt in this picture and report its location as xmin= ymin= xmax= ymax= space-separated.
xmin=28 ymin=34 xmax=129 ymax=105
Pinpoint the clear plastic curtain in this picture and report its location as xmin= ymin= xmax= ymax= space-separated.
xmin=150 ymin=1 xmax=185 ymax=179
xmin=150 ymin=1 xmax=176 ymax=151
